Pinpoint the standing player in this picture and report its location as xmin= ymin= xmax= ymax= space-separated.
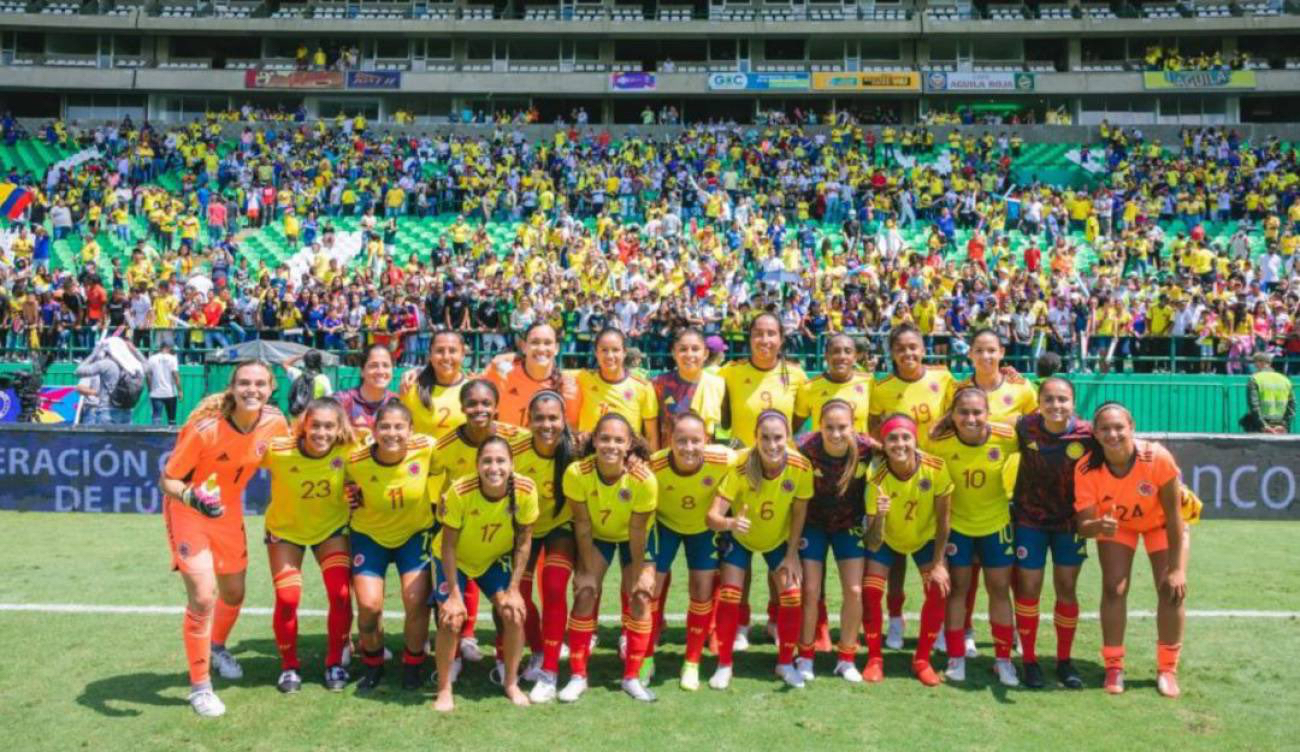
xmin=559 ymin=413 xmax=659 ymax=703
xmin=333 ymin=344 xmax=401 ymax=442
xmin=485 ymin=322 xmax=582 ymax=428
xmin=706 ymin=410 xmax=812 ymax=690
xmin=649 ymin=412 xmax=734 ymax=690
xmin=861 ymin=413 xmax=953 ymax=686
xmin=431 ymin=437 xmax=539 ymax=712
xmin=1011 ymin=377 xmax=1092 ymax=690
xmin=345 ymin=402 xmax=436 ymax=693
xmin=793 ymin=333 xmax=872 ymax=433
xmin=652 ymin=327 xmax=726 ymax=440
xmin=868 ymin=323 xmax=953 ymax=651
xmin=400 ymin=330 xmax=469 ymax=440
xmin=160 ymin=359 xmax=290 ymax=717
xmin=577 ymin=327 xmax=660 ymax=448
xmin=260 ymin=398 xmax=356 ymax=693
xmin=928 ymin=387 xmax=1021 ymax=686
xmin=1074 ymin=403 xmax=1188 ymax=698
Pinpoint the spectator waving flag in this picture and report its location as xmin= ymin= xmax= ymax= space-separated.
xmin=0 ymin=182 xmax=32 ymax=220
xmin=35 ymin=386 xmax=80 ymax=423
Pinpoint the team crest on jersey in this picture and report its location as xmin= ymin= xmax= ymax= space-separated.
xmin=408 ymin=462 xmax=422 ymax=476
xmin=1016 ymin=546 xmax=1029 ymax=560
xmin=919 ymin=478 xmax=932 ymax=491
xmin=1066 ymin=442 xmax=1084 ymax=460
xmin=353 ymin=553 xmax=365 ymax=567
xmin=988 ymin=447 xmax=1001 ymax=461
xmin=928 ymin=381 xmax=940 ymax=393
xmin=623 ymin=389 xmax=635 ymax=401
xmin=703 ymin=477 xmax=715 ymax=486
xmin=618 ymin=489 xmax=632 ymax=502
xmin=331 ymin=457 xmax=344 ymax=470
xmin=255 ymin=441 xmax=268 ymax=457
xmin=178 ymin=542 xmax=192 ymax=558
xmin=1137 ymin=481 xmax=1155 ymax=497
xmin=781 ymin=479 xmax=795 ymax=492
xmin=1003 ymin=395 xmax=1013 ymax=405
xmin=854 ymin=384 xmax=865 ymax=394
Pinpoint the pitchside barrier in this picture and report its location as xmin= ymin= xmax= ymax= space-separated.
xmin=0 ymin=425 xmax=1294 ymax=519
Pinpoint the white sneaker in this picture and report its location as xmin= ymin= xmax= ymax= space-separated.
xmin=834 ymin=660 xmax=863 ymax=683
xmin=488 ymin=660 xmax=505 ymax=686
xmin=965 ymin=629 xmax=979 ymax=659
xmin=708 ymin=665 xmax=733 ymax=690
xmin=945 ymin=656 xmax=966 ymax=682
xmin=211 ymin=646 xmax=243 ymax=680
xmin=621 ymin=677 xmax=657 ymax=702
xmin=189 ymin=688 xmax=226 ymax=718
xmin=776 ymin=663 xmax=806 ymax=689
xmin=522 ymin=653 xmax=545 ymax=683
xmin=935 ymin=629 xmax=947 ymax=653
xmin=529 ymin=671 xmax=558 ymax=704
xmin=557 ymin=675 xmax=588 ymax=703
xmin=276 ymin=669 xmax=302 ymax=694
xmin=794 ymin=656 xmax=815 ymax=682
xmin=733 ymin=631 xmax=750 ymax=653
xmin=459 ymin=637 xmax=484 ymax=663
xmin=619 ymin=633 xmax=628 ymax=660
xmin=994 ymin=658 xmax=1020 ymax=687
xmin=885 ymin=617 xmax=905 ymax=650
xmin=679 ymin=661 xmax=700 ymax=691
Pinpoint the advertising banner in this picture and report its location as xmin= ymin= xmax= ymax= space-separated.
xmin=244 ymin=70 xmax=345 ymax=90
xmin=810 ymin=71 xmax=920 ymax=92
xmin=924 ymin=71 xmax=1036 ymax=92
xmin=346 ymin=70 xmax=402 ymax=90
xmin=1146 ymin=433 xmax=1299 ymax=520
xmin=707 ymin=71 xmax=811 ymax=91
xmin=610 ymin=72 xmax=657 ymax=91
xmin=1142 ymin=70 xmax=1257 ymax=90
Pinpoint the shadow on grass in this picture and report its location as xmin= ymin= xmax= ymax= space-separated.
xmin=76 ymin=672 xmax=190 ymax=717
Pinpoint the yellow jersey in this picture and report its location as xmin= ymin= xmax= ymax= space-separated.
xmin=562 ymin=457 xmax=657 ymax=543
xmin=949 ymin=374 xmax=1038 ymax=426
xmin=866 ymin=452 xmax=955 ymax=554
xmin=716 ymin=450 xmax=814 ymax=553
xmin=869 ymin=366 xmax=954 ymax=448
xmin=650 ymin=445 xmax=735 ymax=535
xmin=575 ymin=370 xmax=659 ymax=435
xmin=345 ymin=435 xmax=437 ymax=548
xmin=429 ymin=423 xmax=532 ymax=501
xmin=260 ymin=438 xmax=352 ymax=546
xmin=929 ymin=424 xmax=1019 ymax=537
xmin=719 ymin=359 xmax=809 ymax=446
xmin=794 ymin=372 xmax=873 ymax=433
xmin=512 ymin=439 xmax=574 ymax=537
xmin=400 ymin=379 xmax=467 ymax=441
xmin=433 ymin=473 xmax=539 ymax=577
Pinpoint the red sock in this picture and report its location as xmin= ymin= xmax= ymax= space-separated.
xmin=863 ymin=575 xmax=886 ymax=661
xmin=706 ymin=571 xmax=722 ymax=653
xmin=777 ymin=587 xmax=802 ymax=664
xmin=402 ymin=648 xmax=426 ymax=666
xmin=566 ymin=611 xmax=597 ymax=677
xmin=211 ymin=599 xmax=241 ymax=647
xmin=887 ymin=591 xmax=905 ymax=620
xmin=837 ymin=644 xmax=857 ymax=665
xmin=362 ymin=647 xmax=385 ymax=667
xmin=183 ymin=607 xmax=212 ymax=686
xmin=798 ymin=642 xmax=815 ymax=661
xmin=714 ymin=585 xmax=743 ymax=667
xmin=1101 ymin=644 xmax=1125 ymax=670
xmin=272 ymin=567 xmax=304 ymax=670
xmin=540 ymin=554 xmax=572 ymax=673
xmin=814 ymin=597 xmax=832 ymax=651
xmin=319 ymin=553 xmax=352 ymax=667
xmin=1054 ymin=601 xmax=1079 ymax=662
xmin=991 ymin=621 xmax=1014 ymax=660
xmin=520 ymin=571 xmax=543 ymax=654
xmin=685 ymin=598 xmax=713 ymax=663
xmin=739 ymin=601 xmax=752 ymax=628
xmin=1157 ymin=642 xmax=1181 ymax=674
xmin=963 ymin=563 xmax=980 ymax=633
xmin=1015 ymin=597 xmax=1040 ymax=664
xmin=648 ymin=596 xmax=665 ymax=654
xmin=461 ymin=579 xmax=480 ymax=641
xmin=946 ymin=628 xmax=966 ymax=661
xmin=913 ymin=583 xmax=945 ymax=663
xmin=624 ymin=605 xmax=654 ymax=679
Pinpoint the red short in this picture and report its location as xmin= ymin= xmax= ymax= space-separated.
xmin=1099 ymin=526 xmax=1168 ymax=554
xmin=164 ymin=500 xmax=248 ymax=576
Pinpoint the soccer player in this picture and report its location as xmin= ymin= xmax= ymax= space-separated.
xmin=517 ymin=391 xmax=581 ymax=703
xmin=577 ymin=327 xmax=660 ymax=448
xmin=652 ymin=327 xmax=726 ymax=440
xmin=793 ymin=334 xmax=872 ymax=433
xmin=1011 ymin=376 xmax=1092 ymax=690
xmin=345 ymin=402 xmax=437 ymax=693
xmin=333 ymin=344 xmax=400 ymax=442
xmin=795 ymin=400 xmax=875 ymax=683
xmin=706 ymin=410 xmax=812 ymax=690
xmin=399 ymin=330 xmax=469 ymax=440
xmin=649 ymin=411 xmax=734 ymax=690
xmin=432 ymin=437 xmax=539 ymax=712
xmin=559 ymin=413 xmax=659 ymax=702
xmin=260 ymin=398 xmax=357 ymax=693
xmin=868 ymin=324 xmax=953 ymax=651
xmin=862 ymin=413 xmax=953 ymax=686
xmin=485 ymin=322 xmax=582 ymax=428
xmin=160 ymin=359 xmax=290 ymax=717
xmin=929 ymin=387 xmax=1021 ymax=686
xmin=1074 ymin=402 xmax=1188 ymax=698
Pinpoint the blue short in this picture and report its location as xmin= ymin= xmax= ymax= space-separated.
xmin=350 ymin=529 xmax=432 ymax=578
xmin=865 ymin=540 xmax=935 ymax=568
xmin=1014 ymin=525 xmax=1088 ymax=569
xmin=654 ymin=525 xmax=718 ymax=573
xmin=947 ymin=524 xmax=1016 ymax=568
xmin=716 ymin=532 xmax=787 ymax=571
xmin=529 ymin=523 xmax=575 ymax=558
xmin=594 ymin=528 xmax=660 ymax=568
xmin=264 ymin=524 xmax=349 ymax=550
xmin=799 ymin=525 xmax=866 ymax=563
xmin=431 ymin=556 xmax=512 ymax=604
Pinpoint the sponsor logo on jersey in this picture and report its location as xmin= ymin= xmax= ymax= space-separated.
xmin=216 ymin=452 xmax=231 ymax=462
xmin=1065 ymin=442 xmax=1084 ymax=460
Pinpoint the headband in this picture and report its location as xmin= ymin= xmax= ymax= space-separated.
xmin=879 ymin=415 xmax=917 ymax=440
xmin=529 ymin=389 xmax=567 ymax=408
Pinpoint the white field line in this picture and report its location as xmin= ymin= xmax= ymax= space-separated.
xmin=1 ymin=603 xmax=1296 ymax=623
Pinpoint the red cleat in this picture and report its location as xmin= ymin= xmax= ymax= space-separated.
xmin=913 ymin=660 xmax=943 ymax=687
xmin=863 ymin=658 xmax=884 ymax=684
xmin=1157 ymin=671 xmax=1181 ymax=699
xmin=1103 ymin=667 xmax=1125 ymax=695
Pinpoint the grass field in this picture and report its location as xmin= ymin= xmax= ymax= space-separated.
xmin=0 ymin=512 xmax=1295 ymax=752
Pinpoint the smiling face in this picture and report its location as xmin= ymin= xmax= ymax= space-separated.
xmin=672 ymin=332 xmax=706 ymax=376
xmin=477 ymin=441 xmax=513 ymax=494
xmin=373 ymin=408 xmax=412 ymax=454
xmin=302 ymin=405 xmax=342 ymax=456
xmin=461 ymin=383 xmax=497 ymax=431
xmin=969 ymin=331 xmax=1003 ymax=376
xmin=755 ymin=415 xmax=789 ymax=469
xmin=670 ymin=416 xmax=708 ymax=472
xmin=883 ymin=426 xmax=916 ymax=464
xmin=230 ymin=363 xmax=273 ymax=415
xmin=820 ymin=404 xmax=854 ymax=455
xmin=429 ymin=333 xmax=465 ymax=384
xmin=595 ymin=331 xmax=626 ymax=379
xmin=1094 ymin=406 xmax=1135 ymax=457
xmin=1038 ymin=380 xmax=1074 ymax=431
xmin=362 ymin=348 xmax=393 ymax=392
xmin=524 ymin=325 xmax=558 ymax=372
xmin=749 ymin=315 xmax=783 ymax=368
xmin=594 ymin=418 xmax=632 ymax=470
xmin=825 ymin=336 xmax=856 ymax=380
xmin=528 ymin=396 xmax=566 ymax=450
xmin=890 ymin=330 xmax=925 ymax=378
xmin=952 ymin=392 xmax=989 ymax=443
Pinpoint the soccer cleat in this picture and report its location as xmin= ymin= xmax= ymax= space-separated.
xmin=1022 ymin=661 xmax=1045 ymax=690
xmin=402 ymin=662 xmax=424 ymax=690
xmin=522 ymin=653 xmax=545 ymax=683
xmin=528 ymin=671 xmax=557 ymax=704
xmin=994 ymin=659 xmax=1020 ymax=687
xmin=1057 ymin=660 xmax=1084 ymax=690
xmin=324 ymin=665 xmax=349 ymax=692
xmin=794 ymin=657 xmax=816 ymax=682
xmin=834 ymin=660 xmax=863 ymax=684
xmin=211 ymin=646 xmax=243 ymax=680
xmin=732 ymin=631 xmax=750 ymax=653
xmin=1157 ymin=671 xmax=1181 ymax=699
xmin=188 ymin=688 xmax=226 ymax=718
xmin=1103 ymin=667 xmax=1125 ymax=695
xmin=277 ymin=669 xmax=302 ymax=694
xmin=679 ymin=661 xmax=700 ymax=691
xmin=488 ymin=660 xmax=506 ymax=686
xmin=863 ymin=659 xmax=884 ymax=684
xmin=944 ymin=657 xmax=966 ymax=683
xmin=708 ymin=665 xmax=733 ymax=690
xmin=885 ymin=617 xmax=905 ymax=650
xmin=934 ymin=630 xmax=947 ymax=653
xmin=341 ymin=642 xmax=391 ymax=667
xmin=459 ymin=637 xmax=484 ymax=663
xmin=622 ymin=677 xmax=657 ymax=702
xmin=912 ymin=661 xmax=943 ymax=687
xmin=557 ymin=675 xmax=588 ymax=703
xmin=965 ymin=629 xmax=979 ymax=659
xmin=776 ymin=663 xmax=806 ymax=689
xmin=356 ymin=664 xmax=385 ymax=693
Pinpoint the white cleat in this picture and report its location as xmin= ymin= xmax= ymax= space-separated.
xmin=189 ymin=688 xmax=226 ymax=718
xmin=557 ymin=675 xmax=588 ymax=703
xmin=622 ymin=677 xmax=657 ymax=702
xmin=834 ymin=660 xmax=864 ymax=684
xmin=679 ymin=661 xmax=700 ymax=691
xmin=885 ymin=617 xmax=905 ymax=650
xmin=211 ymin=646 xmax=243 ymax=680
xmin=945 ymin=656 xmax=966 ymax=683
xmin=732 ymin=631 xmax=750 ymax=653
xmin=522 ymin=653 xmax=545 ymax=683
xmin=965 ymin=630 xmax=979 ymax=659
xmin=528 ymin=671 xmax=558 ymax=704
xmin=794 ymin=657 xmax=816 ymax=682
xmin=459 ymin=637 xmax=484 ymax=663
xmin=994 ymin=658 xmax=1020 ymax=687
xmin=708 ymin=665 xmax=733 ymax=690
xmin=776 ymin=663 xmax=806 ymax=689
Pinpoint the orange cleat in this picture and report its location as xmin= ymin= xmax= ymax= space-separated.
xmin=1103 ymin=667 xmax=1125 ymax=695
xmin=1156 ymin=671 xmax=1181 ymax=699
xmin=863 ymin=658 xmax=884 ymax=683
xmin=913 ymin=660 xmax=943 ymax=687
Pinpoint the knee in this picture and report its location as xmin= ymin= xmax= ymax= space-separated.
xmin=572 ymin=584 xmax=598 ymax=610
xmin=219 ymin=586 xmax=245 ymax=607
xmin=499 ymin=603 xmax=526 ymax=628
xmin=843 ymin=582 xmax=863 ymax=603
xmin=629 ymin=586 xmax=654 ymax=611
xmin=1102 ymin=577 xmax=1129 ymax=600
xmin=188 ymin=593 xmax=217 ymax=616
xmin=274 ymin=585 xmax=301 ymax=608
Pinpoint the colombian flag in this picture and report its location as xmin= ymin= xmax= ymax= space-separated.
xmin=0 ymin=183 xmax=32 ymax=220
xmin=0 ymin=386 xmax=81 ymax=423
